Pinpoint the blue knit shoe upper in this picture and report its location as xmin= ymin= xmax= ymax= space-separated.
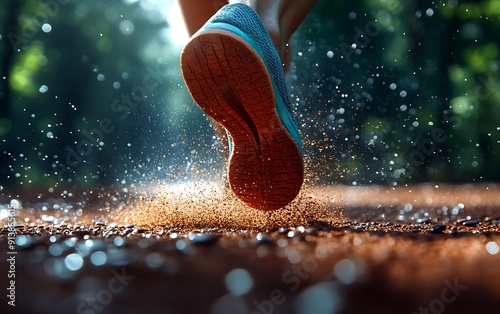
xmin=203 ymin=3 xmax=303 ymax=153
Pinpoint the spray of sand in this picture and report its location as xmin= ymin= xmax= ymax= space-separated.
xmin=110 ymin=181 xmax=342 ymax=231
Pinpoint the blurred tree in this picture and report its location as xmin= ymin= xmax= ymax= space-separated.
xmin=0 ymin=0 xmax=499 ymax=189
xmin=292 ymin=0 xmax=499 ymax=185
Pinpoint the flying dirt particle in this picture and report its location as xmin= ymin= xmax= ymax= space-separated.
xmin=110 ymin=182 xmax=343 ymax=231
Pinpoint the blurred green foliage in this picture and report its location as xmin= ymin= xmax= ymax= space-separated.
xmin=293 ymin=0 xmax=500 ymax=184
xmin=0 ymin=0 xmax=499 ymax=188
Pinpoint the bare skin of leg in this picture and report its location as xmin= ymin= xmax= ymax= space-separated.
xmin=246 ymin=0 xmax=317 ymax=61
xmin=177 ymin=0 xmax=317 ymax=63
xmin=177 ymin=0 xmax=228 ymax=37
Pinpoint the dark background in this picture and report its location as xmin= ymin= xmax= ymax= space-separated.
xmin=1 ymin=0 xmax=499 ymax=189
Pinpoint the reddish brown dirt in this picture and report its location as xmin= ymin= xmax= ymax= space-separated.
xmin=1 ymin=184 xmax=499 ymax=313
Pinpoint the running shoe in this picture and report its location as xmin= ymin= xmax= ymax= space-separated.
xmin=180 ymin=3 xmax=304 ymax=210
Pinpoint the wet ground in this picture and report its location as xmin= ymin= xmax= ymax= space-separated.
xmin=1 ymin=183 xmax=500 ymax=314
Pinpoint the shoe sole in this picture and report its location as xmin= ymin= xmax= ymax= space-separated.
xmin=180 ymin=29 xmax=304 ymax=210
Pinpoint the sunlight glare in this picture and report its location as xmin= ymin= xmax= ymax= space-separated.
xmin=166 ymin=0 xmax=190 ymax=46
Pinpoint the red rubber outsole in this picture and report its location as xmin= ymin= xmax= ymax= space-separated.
xmin=180 ymin=30 xmax=304 ymax=210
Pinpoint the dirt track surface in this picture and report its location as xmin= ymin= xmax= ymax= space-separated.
xmin=1 ymin=183 xmax=500 ymax=313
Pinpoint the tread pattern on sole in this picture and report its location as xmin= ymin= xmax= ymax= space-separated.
xmin=181 ymin=30 xmax=304 ymax=210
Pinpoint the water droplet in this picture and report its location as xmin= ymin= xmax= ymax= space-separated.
xmin=119 ymin=20 xmax=135 ymax=35
xmin=334 ymin=259 xmax=357 ymax=284
xmin=15 ymin=235 xmax=34 ymax=248
xmin=90 ymin=251 xmax=107 ymax=266
xmin=48 ymin=244 xmax=64 ymax=256
xmin=41 ymin=23 xmax=52 ymax=33
xmin=187 ymin=233 xmax=221 ymax=244
xmin=224 ymin=268 xmax=253 ymax=296
xmin=175 ymin=239 xmax=187 ymax=251
xmin=113 ymin=237 xmax=125 ymax=246
xmin=486 ymin=242 xmax=499 ymax=255
xmin=64 ymin=253 xmax=84 ymax=271
xmin=145 ymin=252 xmax=163 ymax=268
xmin=295 ymin=282 xmax=340 ymax=314
xmin=39 ymin=85 xmax=48 ymax=93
